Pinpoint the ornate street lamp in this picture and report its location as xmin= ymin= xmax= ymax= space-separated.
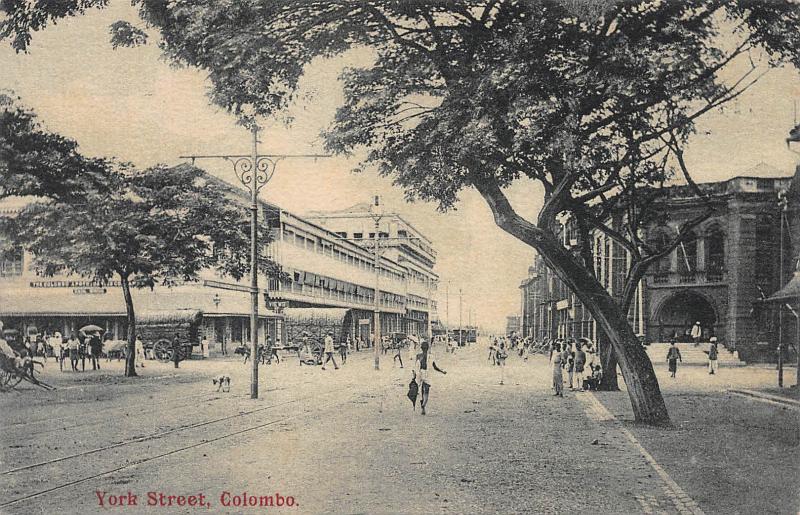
xmin=182 ymin=126 xmax=327 ymax=399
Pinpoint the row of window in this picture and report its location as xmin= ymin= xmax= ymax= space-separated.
xmin=282 ymin=225 xmax=405 ymax=283
xmin=279 ymin=271 xmax=406 ymax=309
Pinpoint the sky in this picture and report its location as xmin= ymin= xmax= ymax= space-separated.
xmin=2 ymin=2 xmax=799 ymax=331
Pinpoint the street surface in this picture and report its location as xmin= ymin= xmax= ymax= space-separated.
xmin=1 ymin=340 xmax=797 ymax=514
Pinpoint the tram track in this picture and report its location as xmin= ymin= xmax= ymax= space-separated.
xmin=0 ymin=392 xmax=319 ymax=477
xmin=0 ymin=386 xmax=366 ymax=510
xmin=2 ymin=386 xmax=219 ymax=429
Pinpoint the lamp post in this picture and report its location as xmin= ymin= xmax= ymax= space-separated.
xmin=181 ymin=126 xmax=328 ymax=399
xmin=370 ymin=196 xmax=383 ymax=371
xmin=426 ymin=276 xmax=434 ymax=343
xmin=778 ymin=190 xmax=788 ymax=387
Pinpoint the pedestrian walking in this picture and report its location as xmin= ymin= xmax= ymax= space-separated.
xmin=666 ymin=342 xmax=682 ymax=378
xmin=67 ymin=333 xmax=80 ymax=372
xmin=488 ymin=339 xmax=497 ymax=364
xmin=321 ymin=331 xmax=339 ymax=370
xmin=551 ymin=343 xmax=564 ymax=397
xmin=392 ymin=339 xmax=404 ymax=368
xmin=707 ymin=337 xmax=719 ymax=375
xmin=415 ymin=340 xmax=446 ymax=415
xmin=497 ymin=341 xmax=508 ymax=385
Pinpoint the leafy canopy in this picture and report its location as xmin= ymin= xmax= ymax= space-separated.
xmin=0 ymin=91 xmax=113 ymax=202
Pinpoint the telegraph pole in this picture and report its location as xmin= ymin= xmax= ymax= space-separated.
xmin=181 ymin=129 xmax=328 ymax=399
xmin=458 ymin=288 xmax=463 ymax=347
xmin=778 ymin=190 xmax=787 ymax=387
xmin=372 ymin=199 xmax=382 ymax=371
xmin=248 ymin=128 xmax=260 ymax=399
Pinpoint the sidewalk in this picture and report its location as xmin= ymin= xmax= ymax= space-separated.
xmin=594 ymin=364 xmax=800 ymax=515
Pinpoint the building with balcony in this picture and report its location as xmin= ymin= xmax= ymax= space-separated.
xmin=519 ymin=170 xmax=797 ymax=362
xmin=304 ymin=204 xmax=439 ymax=338
xmin=0 ymin=170 xmax=439 ymax=353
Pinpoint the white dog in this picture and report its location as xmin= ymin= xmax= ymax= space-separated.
xmin=212 ymin=375 xmax=231 ymax=392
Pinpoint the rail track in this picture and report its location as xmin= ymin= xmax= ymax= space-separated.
xmin=0 ymin=387 xmax=362 ymax=509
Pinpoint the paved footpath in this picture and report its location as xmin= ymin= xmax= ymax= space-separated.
xmin=3 ymin=344 xmax=706 ymax=514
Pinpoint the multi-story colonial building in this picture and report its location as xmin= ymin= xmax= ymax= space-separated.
xmin=0 ymin=170 xmax=439 ymax=354
xmin=305 ymin=204 xmax=439 ymax=338
xmin=519 ymin=170 xmax=798 ymax=362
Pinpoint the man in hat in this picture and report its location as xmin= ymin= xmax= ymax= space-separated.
xmin=322 ymin=331 xmax=339 ymax=370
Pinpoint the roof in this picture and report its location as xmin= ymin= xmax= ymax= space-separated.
xmin=283 ymin=307 xmax=349 ymax=324
xmin=766 ymin=271 xmax=800 ymax=303
xmin=137 ymin=309 xmax=203 ymax=325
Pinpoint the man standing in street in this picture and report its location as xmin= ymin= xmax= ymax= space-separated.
xmin=691 ymin=321 xmax=702 ymax=346
xmin=321 ymin=331 xmax=339 ymax=370
xmin=667 ymin=342 xmax=682 ymax=378
xmin=171 ymin=333 xmax=181 ymax=369
xmin=707 ymin=337 xmax=719 ymax=375
xmin=574 ymin=343 xmax=587 ymax=391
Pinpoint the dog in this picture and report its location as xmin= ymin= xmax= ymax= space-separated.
xmin=212 ymin=375 xmax=231 ymax=392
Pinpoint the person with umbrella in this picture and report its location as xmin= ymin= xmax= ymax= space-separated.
xmin=414 ymin=340 xmax=446 ymax=415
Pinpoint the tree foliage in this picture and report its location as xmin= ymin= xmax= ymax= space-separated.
xmin=3 ymin=0 xmax=798 ymax=421
xmin=0 ymin=91 xmax=113 ymax=202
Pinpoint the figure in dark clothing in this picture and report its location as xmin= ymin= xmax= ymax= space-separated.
xmin=172 ymin=333 xmax=181 ymax=369
xmin=666 ymin=342 xmax=682 ymax=378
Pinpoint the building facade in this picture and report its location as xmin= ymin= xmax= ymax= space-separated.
xmin=0 ymin=172 xmax=439 ymax=353
xmin=304 ymin=204 xmax=439 ymax=338
xmin=519 ymin=172 xmax=798 ymax=362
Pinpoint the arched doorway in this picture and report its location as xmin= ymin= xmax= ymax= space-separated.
xmin=656 ymin=290 xmax=717 ymax=342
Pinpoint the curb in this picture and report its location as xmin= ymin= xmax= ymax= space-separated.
xmin=728 ymin=388 xmax=800 ymax=409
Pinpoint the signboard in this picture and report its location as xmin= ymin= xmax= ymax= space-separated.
xmin=72 ymin=287 xmax=108 ymax=295
xmin=358 ymin=319 xmax=371 ymax=325
xmin=31 ymin=280 xmax=120 ymax=288
xmin=556 ymin=299 xmax=570 ymax=310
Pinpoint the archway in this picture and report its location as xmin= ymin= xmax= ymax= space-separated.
xmin=655 ymin=290 xmax=718 ymax=343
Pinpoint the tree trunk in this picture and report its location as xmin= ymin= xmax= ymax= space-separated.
xmin=478 ymin=182 xmax=670 ymax=425
xmin=539 ymin=243 xmax=668 ymax=424
xmin=597 ymin=330 xmax=620 ymax=391
xmin=120 ymin=274 xmax=137 ymax=378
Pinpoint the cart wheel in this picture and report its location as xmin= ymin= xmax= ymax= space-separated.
xmin=0 ymin=368 xmax=22 ymax=391
xmin=152 ymin=339 xmax=173 ymax=362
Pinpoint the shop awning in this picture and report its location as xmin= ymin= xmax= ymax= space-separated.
xmin=0 ymin=283 xmax=280 ymax=318
xmin=283 ymin=308 xmax=349 ymax=325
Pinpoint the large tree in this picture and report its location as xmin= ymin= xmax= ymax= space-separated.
xmin=3 ymin=1 xmax=798 ymax=424
xmin=10 ymin=162 xmax=282 ymax=377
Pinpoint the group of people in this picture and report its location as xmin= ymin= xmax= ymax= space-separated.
xmin=666 ymin=336 xmax=721 ymax=378
xmin=32 ymin=330 xmax=106 ymax=372
xmin=549 ymin=338 xmax=602 ymax=397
